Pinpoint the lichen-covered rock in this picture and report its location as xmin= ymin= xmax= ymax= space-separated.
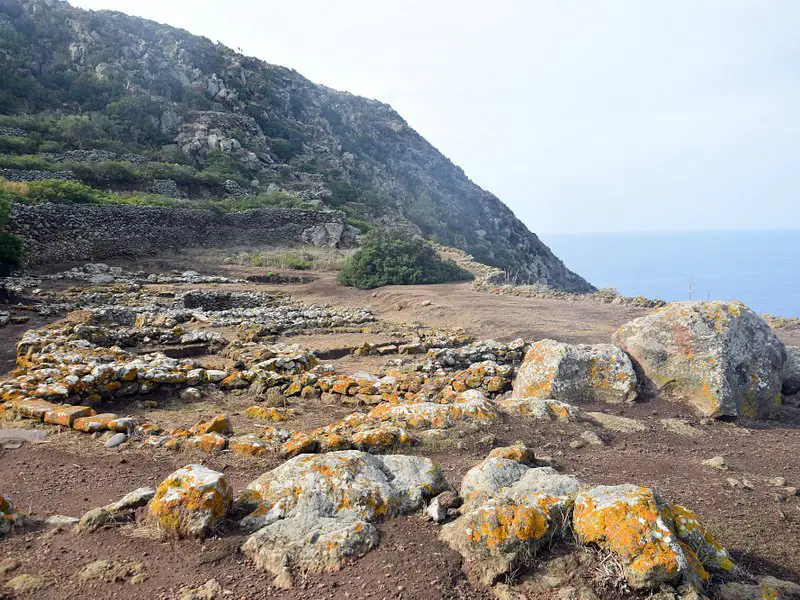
xmin=441 ymin=455 xmax=579 ymax=584
xmin=147 ymin=465 xmax=232 ymax=538
xmin=496 ymin=396 xmax=583 ymax=421
xmin=613 ymin=301 xmax=786 ymax=419
xmin=572 ymin=484 xmax=733 ymax=589
xmin=513 ymin=340 xmax=638 ymax=404
xmin=239 ymin=451 xmax=448 ymax=586
xmin=666 ymin=504 xmax=734 ymax=574
xmin=718 ymin=575 xmax=800 ymax=600
xmin=0 ymin=495 xmax=17 ymax=536
xmin=487 ymin=442 xmax=537 ymax=466
xmin=366 ymin=389 xmax=500 ymax=430
xmin=783 ymin=347 xmax=800 ymax=396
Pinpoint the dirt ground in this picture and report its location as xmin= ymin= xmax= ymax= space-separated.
xmin=1 ymin=251 xmax=799 ymax=599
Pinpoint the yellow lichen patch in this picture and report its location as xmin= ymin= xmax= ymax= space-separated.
xmin=229 ymin=435 xmax=270 ymax=457
xmin=194 ymin=415 xmax=232 ymax=435
xmin=466 ymin=503 xmax=549 ymax=550
xmin=184 ymin=433 xmax=228 ymax=453
xmin=73 ymin=413 xmax=117 ymax=433
xmin=245 ymin=406 xmax=292 ymax=422
xmin=487 ymin=443 xmax=536 ymax=466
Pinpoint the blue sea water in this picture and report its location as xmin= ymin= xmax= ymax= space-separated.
xmin=542 ymin=230 xmax=800 ymax=317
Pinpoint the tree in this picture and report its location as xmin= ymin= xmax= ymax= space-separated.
xmin=338 ymin=229 xmax=473 ymax=290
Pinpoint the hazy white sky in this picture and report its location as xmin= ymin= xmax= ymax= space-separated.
xmin=70 ymin=1 xmax=800 ymax=233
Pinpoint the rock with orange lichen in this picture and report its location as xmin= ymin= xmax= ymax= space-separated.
xmin=147 ymin=465 xmax=232 ymax=539
xmin=613 ymin=301 xmax=786 ymax=419
xmin=73 ymin=413 xmax=118 ymax=433
xmin=666 ymin=504 xmax=735 ymax=575
xmin=366 ymin=389 xmax=500 ymax=430
xmin=487 ymin=442 xmax=537 ymax=466
xmin=497 ymin=396 xmax=584 ymax=422
xmin=245 ymin=406 xmax=292 ymax=422
xmin=0 ymin=494 xmax=18 ymax=537
xmin=572 ymin=484 xmax=724 ymax=589
xmin=184 ymin=433 xmax=227 ymax=453
xmin=239 ymin=451 xmax=448 ymax=586
xmin=513 ymin=339 xmax=638 ymax=404
xmin=193 ymin=415 xmax=232 ymax=436
xmin=228 ymin=434 xmax=271 ymax=457
xmin=440 ymin=456 xmax=579 ymax=585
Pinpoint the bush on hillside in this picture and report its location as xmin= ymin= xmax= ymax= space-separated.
xmin=0 ymin=194 xmax=23 ymax=276
xmin=25 ymin=180 xmax=100 ymax=204
xmin=337 ymin=230 xmax=474 ymax=289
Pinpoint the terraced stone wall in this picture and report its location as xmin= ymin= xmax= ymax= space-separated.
xmin=8 ymin=203 xmax=350 ymax=266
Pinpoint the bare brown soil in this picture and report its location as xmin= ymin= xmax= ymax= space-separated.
xmin=1 ymin=251 xmax=799 ymax=599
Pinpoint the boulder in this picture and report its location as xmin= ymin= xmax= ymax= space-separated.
xmin=512 ymin=340 xmax=637 ymax=404
xmin=147 ymin=465 xmax=231 ymax=538
xmin=783 ymin=347 xmax=800 ymax=395
xmin=572 ymin=484 xmax=733 ymax=589
xmin=441 ymin=455 xmax=580 ymax=585
xmin=239 ymin=450 xmax=448 ymax=586
xmin=613 ymin=301 xmax=786 ymax=419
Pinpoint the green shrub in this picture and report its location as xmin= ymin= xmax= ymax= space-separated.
xmin=26 ymin=180 xmax=100 ymax=204
xmin=0 ymin=194 xmax=23 ymax=275
xmin=337 ymin=230 xmax=473 ymax=289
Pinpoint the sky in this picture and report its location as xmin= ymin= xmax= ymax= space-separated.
xmin=70 ymin=1 xmax=800 ymax=234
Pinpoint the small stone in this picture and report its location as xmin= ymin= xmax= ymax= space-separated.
xmin=767 ymin=477 xmax=787 ymax=487
xmin=579 ymin=430 xmax=605 ymax=446
xmin=0 ymin=559 xmax=20 ymax=576
xmin=6 ymin=574 xmax=49 ymax=593
xmin=726 ymin=478 xmax=740 ymax=488
xmin=702 ymin=456 xmax=727 ymax=470
xmin=569 ymin=439 xmax=587 ymax=450
xmin=741 ymin=479 xmax=755 ymax=490
xmin=45 ymin=515 xmax=79 ymax=528
xmin=104 ymin=432 xmax=127 ymax=448
xmin=180 ymin=387 xmax=202 ymax=402
xmin=75 ymin=507 xmax=112 ymax=533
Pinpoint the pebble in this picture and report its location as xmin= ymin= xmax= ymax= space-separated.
xmin=104 ymin=433 xmax=128 ymax=448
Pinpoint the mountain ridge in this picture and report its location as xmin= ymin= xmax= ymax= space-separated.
xmin=0 ymin=0 xmax=594 ymax=292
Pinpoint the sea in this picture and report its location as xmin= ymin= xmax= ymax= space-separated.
xmin=543 ymin=230 xmax=800 ymax=318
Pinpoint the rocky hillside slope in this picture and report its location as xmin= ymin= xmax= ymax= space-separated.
xmin=0 ymin=0 xmax=593 ymax=292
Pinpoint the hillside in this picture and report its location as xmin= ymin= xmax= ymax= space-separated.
xmin=0 ymin=0 xmax=593 ymax=292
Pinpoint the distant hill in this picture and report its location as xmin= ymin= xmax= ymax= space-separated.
xmin=0 ymin=0 xmax=594 ymax=292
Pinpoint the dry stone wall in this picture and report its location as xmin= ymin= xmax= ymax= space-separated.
xmin=8 ymin=203 xmax=350 ymax=266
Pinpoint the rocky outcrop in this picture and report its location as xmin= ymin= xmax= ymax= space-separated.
xmin=238 ymin=451 xmax=448 ymax=586
xmin=8 ymin=203 xmax=350 ymax=266
xmin=614 ymin=301 xmax=786 ymax=419
xmin=512 ymin=340 xmax=638 ymax=404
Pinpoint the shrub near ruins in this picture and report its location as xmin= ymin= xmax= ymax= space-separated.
xmin=338 ymin=229 xmax=473 ymax=289
xmin=0 ymin=191 xmax=23 ymax=275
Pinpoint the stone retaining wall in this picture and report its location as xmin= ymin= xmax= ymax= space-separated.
xmin=8 ymin=203 xmax=350 ymax=266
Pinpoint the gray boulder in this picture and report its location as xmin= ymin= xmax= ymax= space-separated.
xmin=614 ymin=301 xmax=786 ymax=419
xmin=783 ymin=347 xmax=800 ymax=395
xmin=239 ymin=451 xmax=448 ymax=586
xmin=512 ymin=340 xmax=638 ymax=404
